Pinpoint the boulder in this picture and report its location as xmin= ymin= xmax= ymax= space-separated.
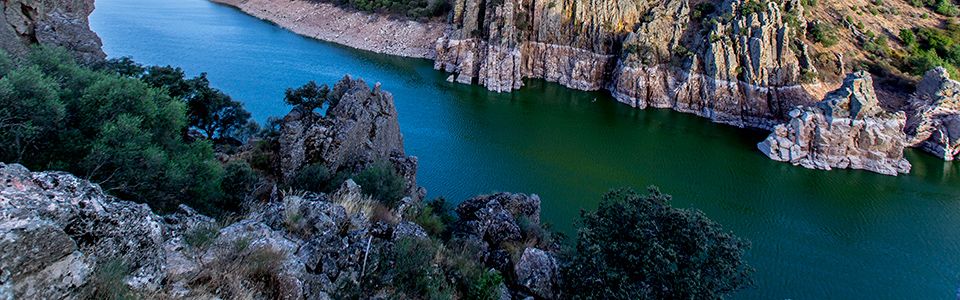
xmin=0 ymin=163 xmax=166 ymax=298
xmin=906 ymin=67 xmax=960 ymax=160
xmin=758 ymin=72 xmax=911 ymax=175
xmin=513 ymin=247 xmax=559 ymax=299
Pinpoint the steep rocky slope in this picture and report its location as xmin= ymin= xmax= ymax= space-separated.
xmin=906 ymin=67 xmax=960 ymax=161
xmin=0 ymin=0 xmax=104 ymax=62
xmin=757 ymin=71 xmax=911 ymax=175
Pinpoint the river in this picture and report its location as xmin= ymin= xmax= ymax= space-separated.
xmin=90 ymin=0 xmax=960 ymax=298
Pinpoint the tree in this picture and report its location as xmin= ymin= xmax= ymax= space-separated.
xmin=0 ymin=66 xmax=65 ymax=164
xmin=284 ymin=81 xmax=329 ymax=110
xmin=184 ymin=74 xmax=252 ymax=141
xmin=563 ymin=187 xmax=753 ymax=299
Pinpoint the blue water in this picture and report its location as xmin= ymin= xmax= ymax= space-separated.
xmin=91 ymin=0 xmax=960 ymax=298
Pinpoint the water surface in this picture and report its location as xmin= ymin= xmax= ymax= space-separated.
xmin=91 ymin=0 xmax=960 ymax=298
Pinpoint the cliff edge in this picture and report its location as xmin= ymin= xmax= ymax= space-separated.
xmin=0 ymin=0 xmax=104 ymax=62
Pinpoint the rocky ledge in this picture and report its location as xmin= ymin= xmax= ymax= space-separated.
xmin=210 ymin=0 xmax=446 ymax=59
xmin=0 ymin=0 xmax=104 ymax=62
xmin=758 ymin=72 xmax=911 ymax=175
xmin=0 ymin=163 xmax=558 ymax=299
xmin=906 ymin=67 xmax=960 ymax=161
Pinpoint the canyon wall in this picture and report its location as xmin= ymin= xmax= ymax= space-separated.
xmin=0 ymin=0 xmax=104 ymax=62
xmin=434 ymin=0 xmax=819 ymax=128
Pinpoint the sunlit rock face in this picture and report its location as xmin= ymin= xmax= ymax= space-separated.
xmin=905 ymin=67 xmax=960 ymax=161
xmin=758 ymin=71 xmax=911 ymax=175
xmin=435 ymin=0 xmax=817 ymax=128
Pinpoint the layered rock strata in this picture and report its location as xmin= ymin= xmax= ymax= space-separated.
xmin=434 ymin=0 xmax=817 ymax=128
xmin=905 ymin=67 xmax=960 ymax=160
xmin=279 ymin=76 xmax=423 ymax=199
xmin=758 ymin=72 xmax=911 ymax=175
xmin=0 ymin=0 xmax=104 ymax=62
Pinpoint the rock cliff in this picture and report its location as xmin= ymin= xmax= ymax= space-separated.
xmin=434 ymin=0 xmax=817 ymax=128
xmin=757 ymin=71 xmax=911 ymax=175
xmin=905 ymin=67 xmax=960 ymax=161
xmin=279 ymin=76 xmax=423 ymax=199
xmin=0 ymin=0 xmax=104 ymax=62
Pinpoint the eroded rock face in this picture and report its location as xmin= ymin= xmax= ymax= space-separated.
xmin=758 ymin=72 xmax=911 ymax=175
xmin=906 ymin=67 xmax=960 ymax=161
xmin=279 ymin=76 xmax=423 ymax=199
xmin=0 ymin=0 xmax=105 ymax=62
xmin=435 ymin=0 xmax=816 ymax=128
xmin=0 ymin=163 xmax=165 ymax=299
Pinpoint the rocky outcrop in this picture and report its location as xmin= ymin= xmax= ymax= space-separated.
xmin=906 ymin=67 xmax=960 ymax=161
xmin=0 ymin=163 xmax=166 ymax=299
xmin=453 ymin=192 xmax=559 ymax=299
xmin=0 ymin=0 xmax=104 ymax=62
xmin=435 ymin=0 xmax=817 ymax=128
xmin=279 ymin=76 xmax=423 ymax=199
xmin=758 ymin=72 xmax=911 ymax=175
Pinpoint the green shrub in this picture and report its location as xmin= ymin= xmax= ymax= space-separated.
xmin=808 ymin=22 xmax=839 ymax=47
xmin=290 ymin=163 xmax=333 ymax=193
xmin=184 ymin=223 xmax=221 ymax=250
xmin=218 ymin=160 xmax=260 ymax=214
xmin=0 ymin=50 xmax=12 ymax=77
xmin=354 ymin=161 xmax=405 ymax=207
xmin=389 ymin=238 xmax=455 ymax=299
xmin=413 ymin=197 xmax=456 ymax=238
xmin=91 ymin=259 xmax=135 ymax=300
xmin=562 ymin=187 xmax=753 ymax=299
xmin=284 ymin=81 xmax=329 ymax=111
xmin=935 ymin=0 xmax=959 ymax=16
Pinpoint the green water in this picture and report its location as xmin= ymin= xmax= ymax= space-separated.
xmin=90 ymin=0 xmax=960 ymax=298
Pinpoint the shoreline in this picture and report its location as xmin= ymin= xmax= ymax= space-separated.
xmin=210 ymin=0 xmax=446 ymax=59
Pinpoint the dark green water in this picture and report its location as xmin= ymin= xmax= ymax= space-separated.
xmin=90 ymin=0 xmax=960 ymax=298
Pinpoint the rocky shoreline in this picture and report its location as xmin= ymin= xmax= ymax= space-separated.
xmin=210 ymin=0 xmax=446 ymax=59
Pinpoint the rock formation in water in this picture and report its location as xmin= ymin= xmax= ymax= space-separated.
xmin=434 ymin=0 xmax=817 ymax=128
xmin=905 ymin=67 xmax=960 ymax=161
xmin=757 ymin=71 xmax=911 ymax=175
xmin=279 ymin=76 xmax=424 ymax=199
xmin=0 ymin=0 xmax=104 ymax=62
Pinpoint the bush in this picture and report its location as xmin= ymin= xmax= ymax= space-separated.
xmin=284 ymin=81 xmax=330 ymax=111
xmin=413 ymin=197 xmax=456 ymax=238
xmin=290 ymin=163 xmax=333 ymax=193
xmin=562 ymin=187 xmax=753 ymax=299
xmin=354 ymin=161 xmax=406 ymax=207
xmin=217 ymin=161 xmax=260 ymax=214
xmin=389 ymin=238 xmax=455 ymax=299
xmin=91 ymin=259 xmax=135 ymax=300
xmin=809 ymin=22 xmax=839 ymax=47
xmin=184 ymin=223 xmax=221 ymax=250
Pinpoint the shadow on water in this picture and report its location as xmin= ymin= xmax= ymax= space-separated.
xmin=90 ymin=0 xmax=960 ymax=298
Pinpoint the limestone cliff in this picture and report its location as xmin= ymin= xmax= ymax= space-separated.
xmin=434 ymin=0 xmax=817 ymax=128
xmin=0 ymin=0 xmax=104 ymax=62
xmin=758 ymin=72 xmax=911 ymax=175
xmin=905 ymin=67 xmax=960 ymax=161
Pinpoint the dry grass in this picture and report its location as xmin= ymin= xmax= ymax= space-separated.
xmin=189 ymin=238 xmax=290 ymax=300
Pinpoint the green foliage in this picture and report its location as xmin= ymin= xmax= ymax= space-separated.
xmin=935 ymin=0 xmax=960 ymax=16
xmin=562 ymin=187 xmax=753 ymax=299
xmin=739 ymin=0 xmax=766 ymax=15
xmin=413 ymin=197 xmax=457 ymax=238
xmin=103 ymin=59 xmax=254 ymax=142
xmin=339 ymin=0 xmax=449 ymax=19
xmin=92 ymin=259 xmax=135 ymax=300
xmin=284 ymin=81 xmax=329 ymax=111
xmin=692 ymin=3 xmax=717 ymax=21
xmin=900 ymin=25 xmax=960 ymax=77
xmin=808 ymin=22 xmax=839 ymax=47
xmin=0 ymin=47 xmax=253 ymax=215
xmin=863 ymin=32 xmax=891 ymax=57
xmin=218 ymin=160 xmax=260 ymax=213
xmin=389 ymin=238 xmax=455 ymax=299
xmin=290 ymin=163 xmax=334 ymax=193
xmin=354 ymin=160 xmax=406 ymax=207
